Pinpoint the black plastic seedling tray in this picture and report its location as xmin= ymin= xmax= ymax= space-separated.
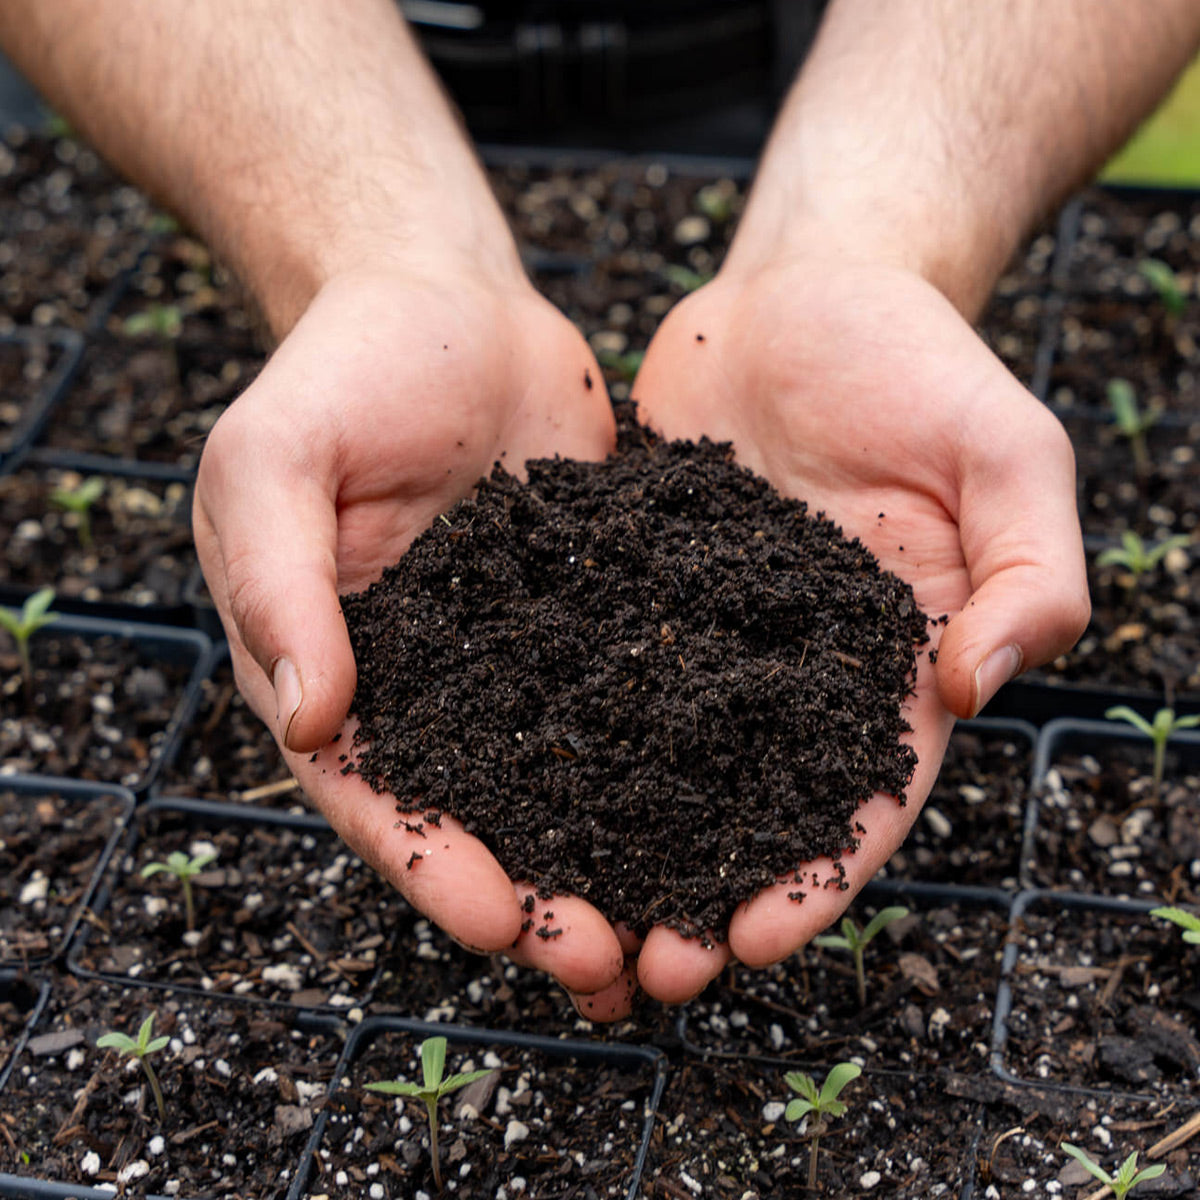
xmin=65 ymin=795 xmax=399 ymax=1012
xmin=301 ymin=1014 xmax=668 ymax=1200
xmin=0 ymin=774 xmax=135 ymax=970
xmin=0 ymin=327 xmax=84 ymax=475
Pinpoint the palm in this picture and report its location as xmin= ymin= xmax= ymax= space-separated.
xmin=195 ymin=270 xmax=626 ymax=988
xmin=632 ymin=259 xmax=1083 ymax=976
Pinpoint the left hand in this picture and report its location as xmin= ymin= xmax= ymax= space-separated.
xmin=602 ymin=254 xmax=1088 ymax=1012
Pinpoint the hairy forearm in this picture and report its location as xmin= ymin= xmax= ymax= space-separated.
xmin=729 ymin=0 xmax=1200 ymax=316
xmin=0 ymin=0 xmax=518 ymax=333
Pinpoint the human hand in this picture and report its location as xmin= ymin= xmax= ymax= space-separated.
xmin=621 ymin=253 xmax=1089 ymax=1006
xmin=194 ymin=265 xmax=633 ymax=1000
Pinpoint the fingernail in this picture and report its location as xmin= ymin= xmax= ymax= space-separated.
xmin=972 ymin=644 xmax=1022 ymax=717
xmin=272 ymin=656 xmax=303 ymax=748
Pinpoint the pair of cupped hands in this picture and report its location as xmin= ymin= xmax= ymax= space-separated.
xmin=193 ymin=244 xmax=1087 ymax=1021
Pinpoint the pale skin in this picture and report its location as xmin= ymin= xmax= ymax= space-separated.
xmin=4 ymin=0 xmax=1199 ymax=1018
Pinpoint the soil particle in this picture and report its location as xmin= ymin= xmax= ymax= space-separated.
xmin=342 ymin=409 xmax=928 ymax=941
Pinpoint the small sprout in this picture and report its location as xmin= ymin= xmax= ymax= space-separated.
xmin=1105 ymin=705 xmax=1200 ymax=805
xmin=814 ymin=905 xmax=910 ymax=1007
xmin=145 ymin=212 xmax=181 ymax=237
xmin=49 ymin=477 xmax=105 ymax=550
xmin=141 ymin=849 xmax=218 ymax=933
xmin=1138 ymin=257 xmax=1187 ymax=319
xmin=0 ymin=587 xmax=59 ymax=697
xmin=44 ymin=112 xmax=74 ymax=140
xmin=595 ymin=347 xmax=644 ymax=383
xmin=1096 ymin=531 xmax=1190 ymax=580
xmin=1061 ymin=1143 xmax=1165 ymax=1199
xmin=694 ymin=180 xmax=736 ymax=224
xmin=97 ymin=1013 xmax=170 ymax=1122
xmin=122 ymin=303 xmax=184 ymax=340
xmin=1150 ymin=905 xmax=1200 ymax=945
xmin=1106 ymin=379 xmax=1160 ymax=474
xmin=785 ymin=1061 xmax=861 ymax=1191
xmin=660 ymin=264 xmax=714 ymax=293
xmin=365 ymin=1035 xmax=493 ymax=1193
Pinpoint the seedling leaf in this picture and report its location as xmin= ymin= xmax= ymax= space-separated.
xmin=422 ymin=1035 xmax=447 ymax=1091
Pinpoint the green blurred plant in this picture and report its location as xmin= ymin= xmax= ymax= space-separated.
xmin=596 ymin=347 xmax=644 ymax=383
xmin=1061 ymin=1143 xmax=1164 ymax=1199
xmin=97 ymin=1013 xmax=170 ymax=1122
xmin=784 ymin=1062 xmax=862 ymax=1191
xmin=123 ymin=302 xmax=183 ymax=340
xmin=814 ymin=906 xmax=910 ymax=1007
xmin=141 ymin=848 xmax=218 ymax=933
xmin=0 ymin=587 xmax=59 ymax=698
xmin=1138 ymin=257 xmax=1187 ymax=319
xmin=364 ymin=1036 xmax=493 ymax=1193
xmin=49 ymin=476 xmax=105 ymax=549
xmin=694 ymin=180 xmax=736 ymax=224
xmin=1096 ymin=530 xmax=1190 ymax=580
xmin=660 ymin=263 xmax=714 ymax=293
xmin=1105 ymin=705 xmax=1200 ymax=804
xmin=1150 ymin=905 xmax=1200 ymax=945
xmin=1106 ymin=378 xmax=1161 ymax=474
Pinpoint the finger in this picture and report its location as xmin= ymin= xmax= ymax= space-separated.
xmin=290 ymin=731 xmax=525 ymax=950
xmin=568 ymin=960 xmax=640 ymax=1023
xmin=636 ymin=924 xmax=732 ymax=1004
xmin=728 ymin=676 xmax=953 ymax=967
xmin=195 ymin=402 xmax=355 ymax=753
xmin=936 ymin=389 xmax=1090 ymax=718
xmin=503 ymin=885 xmax=626 ymax=996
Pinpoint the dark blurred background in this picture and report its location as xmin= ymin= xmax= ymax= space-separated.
xmin=0 ymin=0 xmax=828 ymax=157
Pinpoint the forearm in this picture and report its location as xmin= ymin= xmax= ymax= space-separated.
xmin=728 ymin=0 xmax=1200 ymax=317
xmin=0 ymin=0 xmax=519 ymax=334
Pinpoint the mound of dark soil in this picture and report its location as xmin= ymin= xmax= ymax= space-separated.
xmin=342 ymin=412 xmax=929 ymax=940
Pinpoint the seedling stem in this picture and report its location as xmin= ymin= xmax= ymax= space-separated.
xmin=97 ymin=1013 xmax=170 ymax=1122
xmin=1105 ymin=705 xmax=1200 ymax=804
xmin=364 ymin=1035 xmax=493 ymax=1193
xmin=141 ymin=849 xmax=218 ymax=932
xmin=814 ymin=906 xmax=909 ymax=1007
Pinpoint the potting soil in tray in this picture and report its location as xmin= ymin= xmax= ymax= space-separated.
xmin=0 ymin=786 xmax=128 ymax=964
xmin=644 ymin=1058 xmax=978 ymax=1199
xmin=342 ymin=414 xmax=930 ymax=941
xmin=77 ymin=808 xmax=392 ymax=1006
xmin=1001 ymin=902 xmax=1200 ymax=1100
xmin=1031 ymin=740 xmax=1200 ymax=901
xmin=0 ymin=979 xmax=340 ymax=1196
xmin=0 ymin=467 xmax=194 ymax=608
xmin=882 ymin=723 xmax=1032 ymax=888
xmin=683 ymin=901 xmax=1005 ymax=1074
xmin=0 ymin=631 xmax=193 ymax=786
xmin=316 ymin=1028 xmax=656 ymax=1200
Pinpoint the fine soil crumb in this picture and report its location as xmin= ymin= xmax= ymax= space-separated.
xmin=342 ymin=410 xmax=928 ymax=940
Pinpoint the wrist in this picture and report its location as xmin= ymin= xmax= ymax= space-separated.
xmin=226 ymin=158 xmax=525 ymax=338
xmin=723 ymin=149 xmax=1018 ymax=321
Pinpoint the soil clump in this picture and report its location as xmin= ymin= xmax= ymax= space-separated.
xmin=342 ymin=409 xmax=929 ymax=940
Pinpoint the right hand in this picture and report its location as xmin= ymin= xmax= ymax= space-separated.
xmin=194 ymin=264 xmax=629 ymax=999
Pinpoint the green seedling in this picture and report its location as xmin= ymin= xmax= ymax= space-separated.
xmin=141 ymin=849 xmax=218 ymax=933
xmin=784 ymin=1062 xmax=861 ymax=1191
xmin=1105 ymin=705 xmax=1200 ymax=805
xmin=1150 ymin=905 xmax=1200 ymax=945
xmin=49 ymin=476 xmax=105 ymax=549
xmin=364 ymin=1036 xmax=493 ymax=1193
xmin=122 ymin=302 xmax=183 ymax=340
xmin=1138 ymin=257 xmax=1187 ymax=319
xmin=1061 ymin=1143 xmax=1165 ymax=1199
xmin=660 ymin=263 xmax=714 ymax=293
xmin=1096 ymin=530 xmax=1191 ymax=580
xmin=814 ymin=906 xmax=910 ymax=1007
xmin=595 ymin=347 xmax=644 ymax=383
xmin=694 ymin=180 xmax=736 ymax=224
xmin=0 ymin=587 xmax=59 ymax=698
xmin=96 ymin=1012 xmax=170 ymax=1122
xmin=1106 ymin=378 xmax=1160 ymax=474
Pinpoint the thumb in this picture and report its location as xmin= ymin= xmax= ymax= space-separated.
xmin=194 ymin=414 xmax=356 ymax=753
xmin=936 ymin=400 xmax=1090 ymax=718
